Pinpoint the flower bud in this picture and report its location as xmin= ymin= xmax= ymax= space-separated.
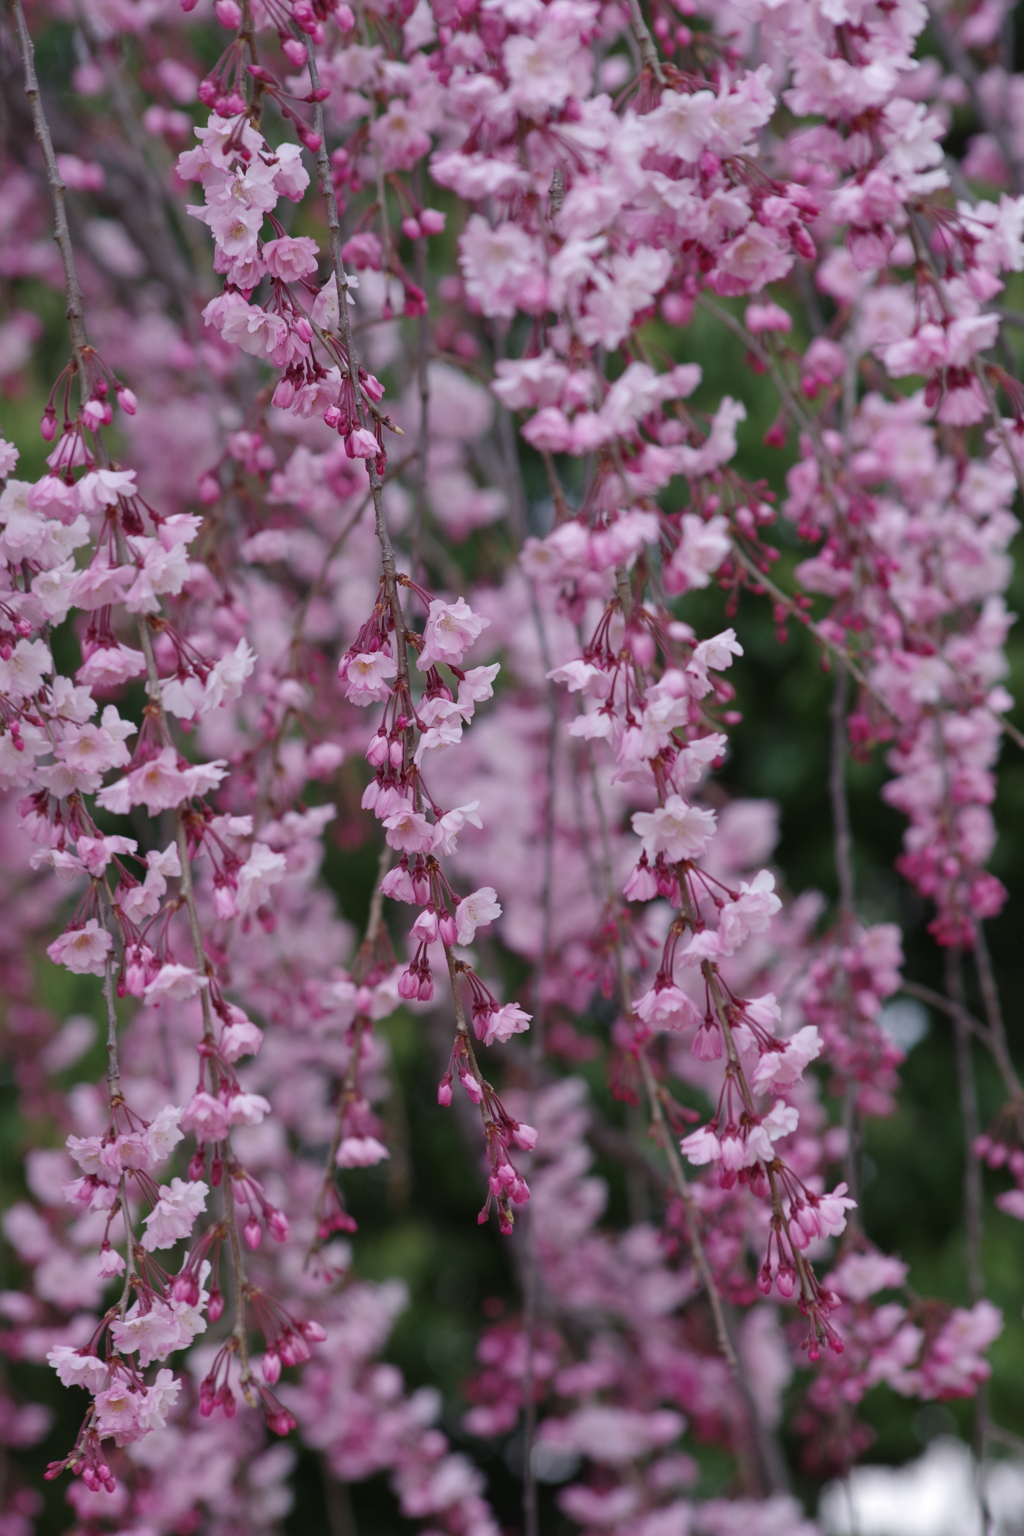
xmin=262 ymin=1349 xmax=281 ymax=1384
xmin=244 ymin=1217 xmax=263 ymax=1250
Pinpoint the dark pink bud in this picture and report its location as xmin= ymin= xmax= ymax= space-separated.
xmin=244 ymin=1217 xmax=262 ymax=1250
xmin=262 ymin=1349 xmax=282 ymax=1384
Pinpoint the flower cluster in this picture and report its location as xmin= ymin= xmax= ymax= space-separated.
xmin=2 ymin=0 xmax=1023 ymax=1526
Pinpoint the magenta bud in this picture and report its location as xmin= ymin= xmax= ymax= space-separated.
xmin=402 ymin=217 xmax=422 ymax=241
xmin=116 ymin=385 xmax=138 ymax=415
xmin=208 ymin=1286 xmax=225 ymax=1321
xmin=299 ymin=1318 xmax=327 ymax=1342
xmin=398 ymin=968 xmax=420 ymax=1001
xmin=282 ymin=37 xmax=307 ymax=64
xmin=437 ymin=1075 xmax=453 ymax=1106
xmin=173 ymin=1272 xmax=199 ymax=1305
xmin=439 ymin=914 xmax=457 ymax=946
xmin=244 ymin=1217 xmax=262 ymax=1250
xmin=213 ymin=0 xmax=242 ymax=25
xmin=420 ymin=208 xmax=445 ymax=235
xmin=417 ymin=974 xmax=434 ymax=1002
xmin=262 ymin=1349 xmax=282 ymax=1384
xmin=40 ymin=412 xmax=57 ymax=442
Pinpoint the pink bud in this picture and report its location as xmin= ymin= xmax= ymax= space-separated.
xmin=116 ymin=385 xmax=138 ymax=415
xmin=420 ymin=209 xmax=446 ymax=235
xmin=346 ymin=427 xmax=378 ymax=459
xmin=335 ymin=1 xmax=355 ymax=27
xmin=83 ymin=398 xmax=112 ymax=429
xmin=402 ymin=217 xmax=422 ymax=241
xmin=244 ymin=1217 xmax=263 ymax=1250
xmin=272 ymin=378 xmax=296 ymax=410
xmin=439 ymin=913 xmax=457 ymax=946
xmin=213 ymin=0 xmax=242 ymax=24
xmin=208 ymin=1287 xmax=225 ymax=1321
xmin=417 ymin=974 xmax=434 ymax=1002
xmin=198 ymin=473 xmax=221 ymax=504
xmin=437 ymin=1074 xmax=453 ymax=1106
xmin=267 ymin=1208 xmax=290 ymax=1242
xmin=40 ymin=411 xmax=57 ymax=442
xmin=365 ymin=733 xmax=389 ymax=766
xmin=398 ymin=968 xmax=420 ymax=1000
xmin=298 ymin=1318 xmax=327 ymax=1341
xmin=262 ymin=1349 xmax=282 ymax=1384
xmin=282 ymin=37 xmax=307 ymax=65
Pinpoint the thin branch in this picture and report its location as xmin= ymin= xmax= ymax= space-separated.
xmin=9 ymin=0 xmax=88 ymax=362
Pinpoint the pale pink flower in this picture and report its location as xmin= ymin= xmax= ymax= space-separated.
xmin=479 ymin=1002 xmax=531 ymax=1046
xmin=235 ymin=842 xmax=287 ymax=913
xmin=633 ymin=985 xmax=701 ymax=1032
xmin=144 ymin=964 xmax=209 ymax=1006
xmin=336 ymin=1135 xmax=391 ymax=1167
xmin=262 ymin=234 xmax=319 ymax=281
xmin=431 ymin=800 xmax=484 ymax=855
xmin=632 ymin=797 xmax=717 ymax=863
xmin=93 ymin=1379 xmax=145 ymax=1445
xmin=141 ymin=1178 xmax=209 ymax=1252
xmin=417 ymin=597 xmax=491 ymax=671
xmin=139 ymin=1368 xmax=181 ymax=1432
xmin=180 ymin=1090 xmax=231 ymax=1143
xmin=383 ymin=807 xmax=435 ymax=853
xmin=47 ymin=919 xmax=112 ymax=977
xmin=339 ymin=649 xmax=398 ymax=704
xmin=455 ymin=887 xmax=502 ymax=945
xmin=47 ymin=1345 xmax=108 ymax=1392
